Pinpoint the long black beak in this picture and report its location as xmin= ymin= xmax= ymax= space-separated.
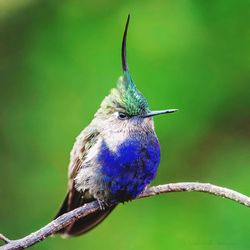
xmin=141 ymin=109 xmax=178 ymax=118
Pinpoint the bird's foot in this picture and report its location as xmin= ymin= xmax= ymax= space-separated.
xmin=97 ymin=199 xmax=110 ymax=210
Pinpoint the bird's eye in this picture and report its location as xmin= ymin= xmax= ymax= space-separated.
xmin=118 ymin=112 xmax=128 ymax=120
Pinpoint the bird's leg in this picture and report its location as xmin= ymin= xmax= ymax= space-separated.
xmin=97 ymin=199 xmax=114 ymax=210
xmin=97 ymin=199 xmax=108 ymax=210
xmin=142 ymin=185 xmax=150 ymax=192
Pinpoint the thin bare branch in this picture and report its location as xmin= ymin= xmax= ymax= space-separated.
xmin=1 ymin=182 xmax=250 ymax=250
xmin=0 ymin=235 xmax=11 ymax=244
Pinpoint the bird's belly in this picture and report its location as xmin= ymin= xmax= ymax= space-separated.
xmin=98 ymin=136 xmax=160 ymax=203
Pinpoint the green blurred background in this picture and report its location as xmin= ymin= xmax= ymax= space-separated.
xmin=0 ymin=1 xmax=250 ymax=249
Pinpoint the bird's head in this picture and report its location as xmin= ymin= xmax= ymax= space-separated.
xmin=94 ymin=15 xmax=177 ymax=133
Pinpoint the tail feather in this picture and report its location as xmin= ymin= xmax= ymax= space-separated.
xmin=54 ymin=190 xmax=116 ymax=237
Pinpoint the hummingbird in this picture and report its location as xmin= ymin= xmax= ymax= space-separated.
xmin=55 ymin=15 xmax=177 ymax=237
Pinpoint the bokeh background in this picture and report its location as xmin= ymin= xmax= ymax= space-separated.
xmin=0 ymin=1 xmax=250 ymax=249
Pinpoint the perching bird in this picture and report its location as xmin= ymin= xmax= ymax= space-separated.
xmin=55 ymin=15 xmax=177 ymax=237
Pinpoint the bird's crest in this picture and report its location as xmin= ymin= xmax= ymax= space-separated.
xmin=99 ymin=15 xmax=149 ymax=117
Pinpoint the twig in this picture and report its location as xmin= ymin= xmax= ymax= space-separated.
xmin=0 ymin=235 xmax=11 ymax=244
xmin=0 ymin=182 xmax=250 ymax=250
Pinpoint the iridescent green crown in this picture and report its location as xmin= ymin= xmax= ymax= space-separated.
xmin=116 ymin=71 xmax=149 ymax=116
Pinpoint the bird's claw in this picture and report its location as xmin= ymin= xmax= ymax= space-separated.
xmin=97 ymin=199 xmax=109 ymax=210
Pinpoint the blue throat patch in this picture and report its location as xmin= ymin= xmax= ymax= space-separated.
xmin=98 ymin=135 xmax=160 ymax=203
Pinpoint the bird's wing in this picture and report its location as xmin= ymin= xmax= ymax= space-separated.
xmin=68 ymin=127 xmax=100 ymax=190
xmin=55 ymin=127 xmax=116 ymax=237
